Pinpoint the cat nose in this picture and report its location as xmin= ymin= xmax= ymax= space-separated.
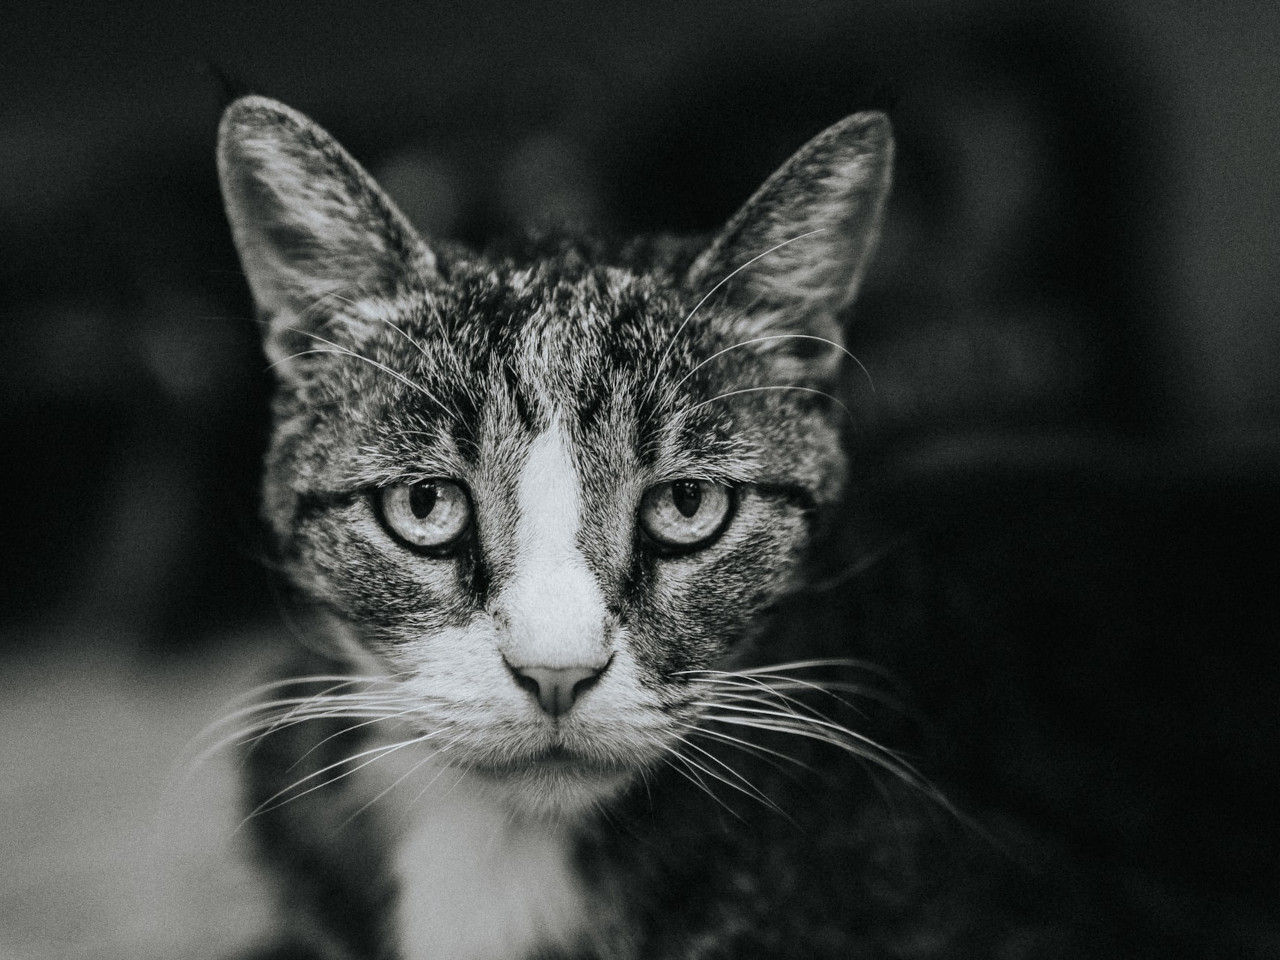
xmin=504 ymin=658 xmax=611 ymax=718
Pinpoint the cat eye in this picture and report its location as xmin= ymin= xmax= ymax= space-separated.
xmin=639 ymin=480 xmax=734 ymax=550
xmin=377 ymin=480 xmax=472 ymax=552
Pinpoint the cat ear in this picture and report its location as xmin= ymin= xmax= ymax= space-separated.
xmin=687 ymin=112 xmax=893 ymax=376
xmin=217 ymin=95 xmax=436 ymax=378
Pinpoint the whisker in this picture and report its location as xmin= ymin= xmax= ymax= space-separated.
xmin=661 ymin=751 xmax=747 ymax=824
xmin=180 ymin=686 xmax=408 ymax=774
xmin=339 ymin=735 xmax=464 ymax=828
xmin=681 ymin=657 xmax=901 ymax=683
xmin=376 ymin=315 xmax=470 ymax=420
xmin=697 ymin=705 xmax=995 ymax=844
xmin=675 ymin=720 xmax=809 ymax=777
xmin=697 ymin=702 xmax=895 ymax=755
xmin=215 ymin=674 xmax=380 ymax=710
xmin=191 ymin=675 xmax=392 ymax=735
xmin=699 ymin=712 xmax=895 ymax=772
xmin=695 ymin=708 xmax=944 ymax=805
xmin=268 ymin=344 xmax=451 ymax=417
xmin=687 ymin=673 xmax=902 ymax=718
xmin=239 ymin=690 xmax=412 ymax=740
xmin=683 ymin=684 xmax=827 ymax=727
xmin=286 ymin=703 xmax=430 ymax=772
xmin=267 ymin=323 xmax=453 ymax=417
xmin=673 ymin=334 xmax=875 ymax=393
xmin=190 ymin=702 xmax=416 ymax=774
xmin=653 ymin=229 xmax=828 ymax=392
xmin=240 ymin=731 xmax=440 ymax=826
xmin=689 ymin=384 xmax=857 ymax=424
xmin=675 ymin=735 xmax=789 ymax=819
xmin=399 ymin=733 xmax=475 ymax=816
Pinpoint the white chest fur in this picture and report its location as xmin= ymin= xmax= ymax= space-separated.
xmin=392 ymin=777 xmax=591 ymax=960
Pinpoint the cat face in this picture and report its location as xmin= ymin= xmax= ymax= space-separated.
xmin=219 ymin=97 xmax=892 ymax=815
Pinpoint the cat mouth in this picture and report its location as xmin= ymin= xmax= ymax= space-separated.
xmin=471 ymin=744 xmax=633 ymax=778
xmin=463 ymin=744 xmax=643 ymax=815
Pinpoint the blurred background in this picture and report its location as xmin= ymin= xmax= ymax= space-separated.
xmin=1 ymin=1 xmax=1277 ymax=958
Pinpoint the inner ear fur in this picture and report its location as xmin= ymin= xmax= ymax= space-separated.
xmin=217 ymin=95 xmax=436 ymax=379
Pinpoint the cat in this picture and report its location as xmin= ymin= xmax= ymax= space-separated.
xmin=216 ymin=96 xmax=1151 ymax=960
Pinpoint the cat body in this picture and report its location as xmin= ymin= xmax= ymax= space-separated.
xmin=219 ymin=97 xmax=1084 ymax=960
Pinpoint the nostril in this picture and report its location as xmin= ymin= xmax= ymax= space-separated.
xmin=509 ymin=667 xmax=541 ymax=700
xmin=571 ymin=669 xmax=604 ymax=700
xmin=503 ymin=656 xmax=613 ymax=718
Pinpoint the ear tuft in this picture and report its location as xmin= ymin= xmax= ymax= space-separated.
xmin=217 ymin=95 xmax=435 ymax=379
xmin=688 ymin=112 xmax=894 ymax=372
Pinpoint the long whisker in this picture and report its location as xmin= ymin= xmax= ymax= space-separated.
xmin=191 ymin=673 xmax=394 ymax=733
xmin=653 ymin=229 xmax=828 ymax=390
xmin=375 ymin=314 xmax=470 ymax=420
xmin=675 ymin=720 xmax=809 ymax=777
xmin=661 ymin=750 xmax=747 ymax=824
xmin=694 ymin=707 xmax=943 ymax=808
xmin=179 ymin=684 xmax=408 ymax=775
xmin=188 ymin=700 xmax=415 ymax=775
xmin=240 ymin=731 xmax=440 ymax=825
xmin=689 ymin=384 xmax=857 ymax=425
xmin=702 ymin=704 xmax=996 ymax=843
xmin=339 ymin=735 xmax=464 ymax=828
xmin=674 ymin=334 xmax=875 ymax=393
xmin=211 ymin=674 xmax=380 ymax=712
xmin=267 ymin=322 xmax=453 ymax=417
xmin=268 ymin=342 xmax=451 ymax=417
xmin=675 ymin=734 xmax=789 ymax=819
xmin=286 ymin=702 xmax=430 ymax=772
xmin=684 ymin=681 xmax=834 ymax=726
xmin=696 ymin=701 xmax=896 ymax=755
xmin=681 ymin=657 xmax=899 ymax=682
xmin=686 ymin=673 xmax=903 ymax=718
xmin=237 ymin=688 xmax=410 ymax=738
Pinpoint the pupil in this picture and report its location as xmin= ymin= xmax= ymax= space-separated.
xmin=409 ymin=482 xmax=438 ymax=519
xmin=672 ymin=481 xmax=702 ymax=518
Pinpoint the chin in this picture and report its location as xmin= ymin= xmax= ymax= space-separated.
xmin=468 ymin=753 xmax=642 ymax=822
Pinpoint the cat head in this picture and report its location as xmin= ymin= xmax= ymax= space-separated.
xmin=219 ymin=96 xmax=892 ymax=816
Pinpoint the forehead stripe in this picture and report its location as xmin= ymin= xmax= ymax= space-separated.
xmin=515 ymin=422 xmax=583 ymax=561
xmin=499 ymin=422 xmax=609 ymax=668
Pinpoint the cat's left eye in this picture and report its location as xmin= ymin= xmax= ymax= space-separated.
xmin=639 ymin=480 xmax=734 ymax=551
xmin=377 ymin=480 xmax=472 ymax=552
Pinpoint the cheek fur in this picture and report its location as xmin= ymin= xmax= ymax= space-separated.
xmin=296 ymin=503 xmax=478 ymax=635
xmin=625 ymin=494 xmax=811 ymax=679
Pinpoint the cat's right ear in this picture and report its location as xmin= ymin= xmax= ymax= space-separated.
xmin=217 ymin=96 xmax=436 ymax=380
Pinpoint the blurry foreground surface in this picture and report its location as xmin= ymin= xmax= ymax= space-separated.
xmin=0 ymin=631 xmax=281 ymax=960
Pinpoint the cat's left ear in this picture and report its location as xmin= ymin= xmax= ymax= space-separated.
xmin=217 ymin=95 xmax=436 ymax=379
xmin=687 ymin=112 xmax=893 ymax=376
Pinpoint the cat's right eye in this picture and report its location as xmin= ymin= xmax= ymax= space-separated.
xmin=377 ymin=480 xmax=472 ymax=552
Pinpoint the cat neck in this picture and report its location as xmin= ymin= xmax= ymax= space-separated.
xmin=378 ymin=746 xmax=595 ymax=960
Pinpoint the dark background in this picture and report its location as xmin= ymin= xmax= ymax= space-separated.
xmin=3 ymin=0 xmax=1279 ymax=646
xmin=1 ymin=1 xmax=1278 ymax=957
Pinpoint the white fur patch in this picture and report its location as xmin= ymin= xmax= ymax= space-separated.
xmin=499 ymin=424 xmax=609 ymax=669
xmin=394 ymin=772 xmax=589 ymax=960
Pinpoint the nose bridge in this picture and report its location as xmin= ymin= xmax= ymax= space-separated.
xmin=498 ymin=553 xmax=610 ymax=668
xmin=494 ymin=420 xmax=611 ymax=670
